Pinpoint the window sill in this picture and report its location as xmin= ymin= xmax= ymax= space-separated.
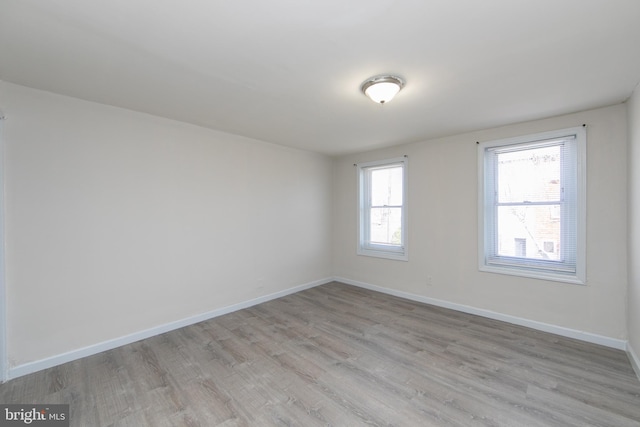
xmin=358 ymin=248 xmax=408 ymax=262
xmin=479 ymin=264 xmax=585 ymax=285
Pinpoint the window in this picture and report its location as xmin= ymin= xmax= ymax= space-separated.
xmin=478 ymin=127 xmax=586 ymax=284
xmin=514 ymin=238 xmax=527 ymax=257
xmin=358 ymin=157 xmax=408 ymax=261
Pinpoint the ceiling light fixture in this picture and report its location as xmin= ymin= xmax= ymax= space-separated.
xmin=361 ymin=75 xmax=405 ymax=104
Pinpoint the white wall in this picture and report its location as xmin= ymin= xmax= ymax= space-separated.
xmin=628 ymin=84 xmax=640 ymax=372
xmin=334 ymin=104 xmax=628 ymax=340
xmin=0 ymin=81 xmax=333 ymax=368
xmin=0 ymin=78 xmax=634 ymax=376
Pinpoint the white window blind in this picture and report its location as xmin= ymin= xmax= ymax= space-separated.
xmin=358 ymin=157 xmax=408 ymax=261
xmin=479 ymin=127 xmax=586 ymax=284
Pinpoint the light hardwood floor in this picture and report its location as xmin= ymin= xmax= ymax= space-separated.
xmin=1 ymin=282 xmax=639 ymax=426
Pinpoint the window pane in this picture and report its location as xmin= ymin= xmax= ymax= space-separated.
xmin=371 ymin=166 xmax=403 ymax=206
xmin=496 ymin=205 xmax=561 ymax=261
xmin=480 ymin=128 xmax=583 ymax=282
xmin=369 ymin=207 xmax=402 ymax=245
xmin=358 ymin=157 xmax=407 ymax=260
xmin=497 ymin=145 xmax=561 ymax=203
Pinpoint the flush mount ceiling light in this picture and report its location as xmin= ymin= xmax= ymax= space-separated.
xmin=361 ymin=75 xmax=405 ymax=104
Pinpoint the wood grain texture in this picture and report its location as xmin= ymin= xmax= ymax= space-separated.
xmin=1 ymin=282 xmax=639 ymax=426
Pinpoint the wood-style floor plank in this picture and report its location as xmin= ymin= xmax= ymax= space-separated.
xmin=1 ymin=282 xmax=639 ymax=426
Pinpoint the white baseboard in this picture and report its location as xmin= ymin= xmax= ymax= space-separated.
xmin=7 ymin=277 xmax=333 ymax=381
xmin=335 ymin=277 xmax=627 ymax=351
xmin=6 ymin=276 xmax=633 ymax=382
xmin=628 ymin=342 xmax=640 ymax=382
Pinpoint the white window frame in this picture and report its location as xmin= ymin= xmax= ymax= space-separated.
xmin=478 ymin=127 xmax=586 ymax=284
xmin=357 ymin=157 xmax=408 ymax=261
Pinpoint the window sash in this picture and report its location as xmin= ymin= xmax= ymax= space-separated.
xmin=479 ymin=127 xmax=585 ymax=284
xmin=358 ymin=158 xmax=407 ymax=261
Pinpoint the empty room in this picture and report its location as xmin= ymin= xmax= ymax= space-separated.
xmin=1 ymin=0 xmax=640 ymax=426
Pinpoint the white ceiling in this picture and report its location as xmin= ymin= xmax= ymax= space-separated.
xmin=1 ymin=0 xmax=640 ymax=156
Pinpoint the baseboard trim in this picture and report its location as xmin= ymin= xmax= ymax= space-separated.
xmin=7 ymin=277 xmax=333 ymax=381
xmin=628 ymin=342 xmax=640 ymax=382
xmin=336 ymin=277 xmax=627 ymax=351
xmin=6 ymin=276 xmax=631 ymax=381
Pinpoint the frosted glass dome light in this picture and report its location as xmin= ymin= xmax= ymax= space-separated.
xmin=361 ymin=75 xmax=405 ymax=104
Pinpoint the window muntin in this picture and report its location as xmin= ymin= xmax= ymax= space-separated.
xmin=358 ymin=158 xmax=407 ymax=261
xmin=479 ymin=128 xmax=585 ymax=284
